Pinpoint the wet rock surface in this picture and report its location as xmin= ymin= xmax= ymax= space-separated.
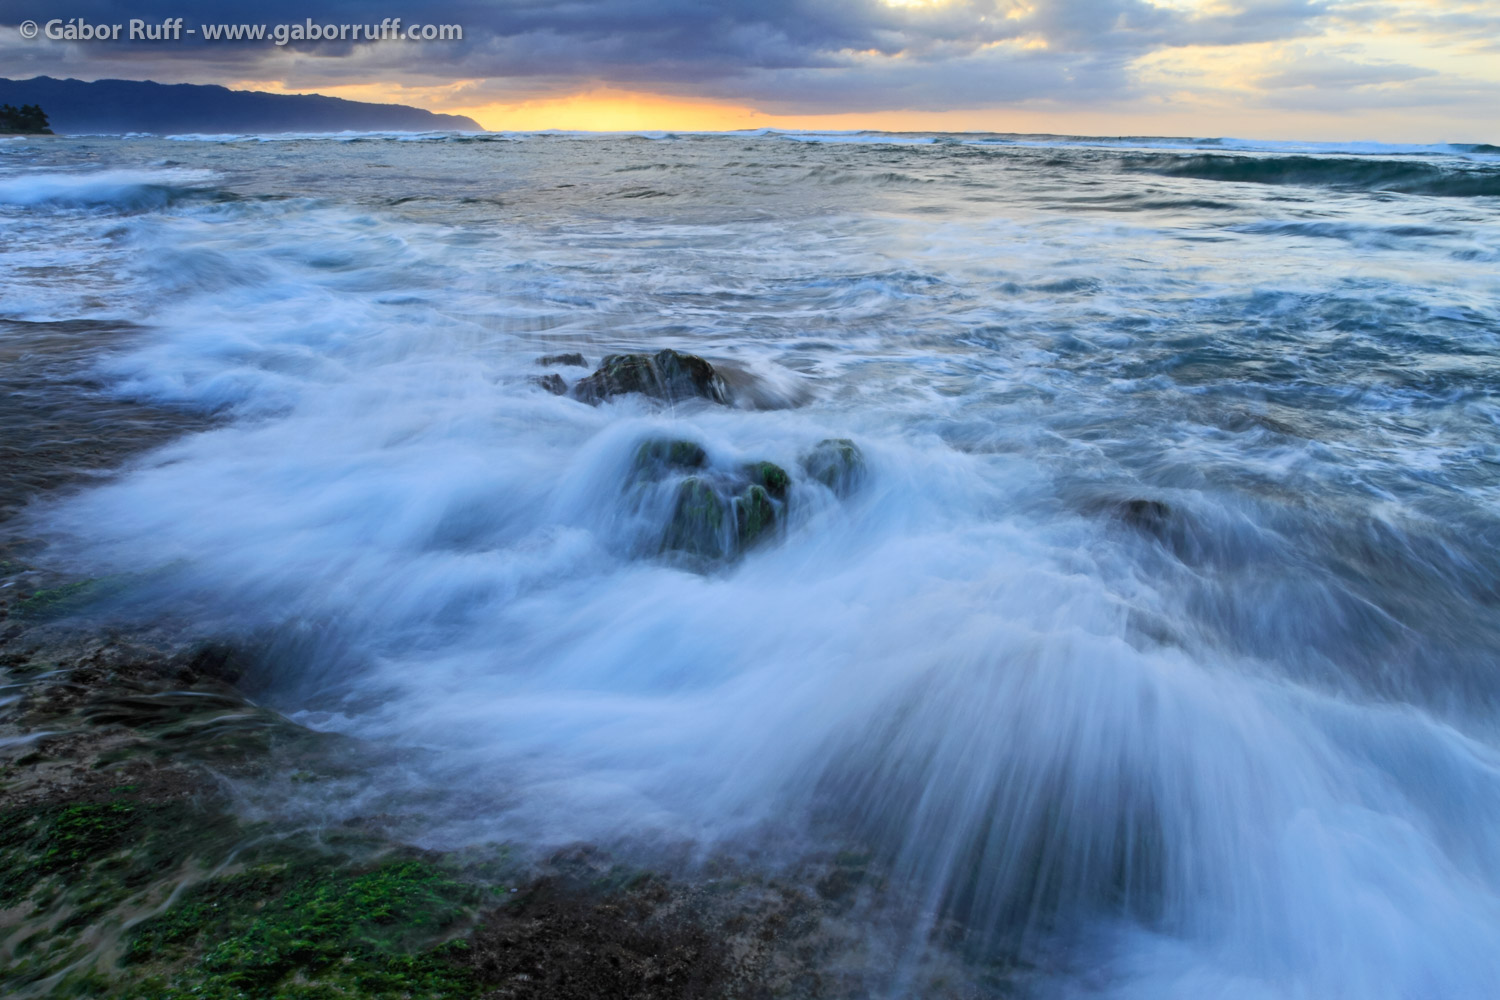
xmin=627 ymin=439 xmax=801 ymax=564
xmin=0 ymin=567 xmax=992 ymax=999
xmin=0 ymin=319 xmax=210 ymax=522
xmin=573 ymin=350 xmax=731 ymax=406
xmin=800 ymin=439 xmax=866 ymax=499
xmin=626 ymin=436 xmax=869 ymax=567
xmin=536 ymin=353 xmax=588 ymax=368
xmin=0 ymin=351 xmax=982 ymax=997
xmin=531 ymin=373 xmax=569 ymax=396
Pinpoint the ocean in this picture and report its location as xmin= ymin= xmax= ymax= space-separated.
xmin=3 ymin=129 xmax=1500 ymax=997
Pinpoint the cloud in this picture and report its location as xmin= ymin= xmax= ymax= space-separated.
xmin=1 ymin=0 xmax=1494 ymax=133
xmin=1 ymin=0 xmax=1329 ymax=109
xmin=1255 ymin=50 xmax=1435 ymax=90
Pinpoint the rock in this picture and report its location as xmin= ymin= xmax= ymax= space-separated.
xmin=1114 ymin=499 xmax=1172 ymax=535
xmin=634 ymin=438 xmax=708 ymax=477
xmin=801 ymin=439 xmax=865 ymax=498
xmin=573 ymin=349 xmax=730 ymax=406
xmin=531 ymin=373 xmax=568 ymax=395
xmin=734 ymin=485 xmax=777 ymax=548
xmin=537 ymin=352 xmax=588 ymax=368
xmin=661 ymin=478 xmax=730 ymax=558
xmin=661 ymin=477 xmax=784 ymax=560
xmin=632 ymin=443 xmax=792 ymax=563
xmin=743 ymin=461 xmax=790 ymax=501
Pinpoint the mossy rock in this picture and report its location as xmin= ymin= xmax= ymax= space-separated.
xmin=734 ymin=485 xmax=777 ymax=548
xmin=0 ymin=792 xmax=244 ymax=913
xmin=12 ymin=576 xmax=129 ymax=621
xmin=801 ymin=438 xmax=866 ymax=498
xmin=0 ymin=780 xmax=480 ymax=999
xmin=573 ymin=349 xmax=730 ymax=406
xmin=742 ymin=461 xmax=790 ymax=501
xmin=633 ymin=438 xmax=708 ymax=478
xmin=660 ymin=478 xmax=730 ymax=559
xmin=120 ymin=855 xmax=479 ymax=999
xmin=633 ymin=444 xmax=791 ymax=564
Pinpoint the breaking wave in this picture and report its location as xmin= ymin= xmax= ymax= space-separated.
xmin=1123 ymin=152 xmax=1500 ymax=197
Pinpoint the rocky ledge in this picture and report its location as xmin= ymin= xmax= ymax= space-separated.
xmin=0 ymin=583 xmax=991 ymax=999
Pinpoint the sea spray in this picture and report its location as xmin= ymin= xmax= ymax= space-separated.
xmin=6 ymin=132 xmax=1500 ymax=998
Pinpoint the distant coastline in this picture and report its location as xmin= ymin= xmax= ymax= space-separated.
xmin=0 ymin=76 xmax=480 ymax=135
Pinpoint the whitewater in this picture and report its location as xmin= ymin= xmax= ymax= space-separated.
xmin=3 ymin=130 xmax=1500 ymax=998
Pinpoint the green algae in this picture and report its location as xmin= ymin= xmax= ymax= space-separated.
xmin=12 ymin=576 xmax=129 ymax=621
xmin=0 ymin=784 xmax=482 ymax=999
xmin=0 ymin=794 xmax=232 ymax=911
xmin=120 ymin=856 xmax=480 ymax=1000
xmin=0 ymin=787 xmax=249 ymax=998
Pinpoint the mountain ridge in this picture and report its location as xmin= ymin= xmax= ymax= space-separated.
xmin=0 ymin=76 xmax=482 ymax=134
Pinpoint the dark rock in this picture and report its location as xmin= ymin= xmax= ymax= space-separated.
xmin=467 ymin=866 xmax=731 ymax=1000
xmin=743 ymin=461 xmax=790 ymax=501
xmin=634 ymin=438 xmax=708 ymax=476
xmin=734 ymin=486 xmax=777 ymax=548
xmin=801 ymin=439 xmax=865 ymax=498
xmin=1099 ymin=498 xmax=1209 ymax=564
xmin=1115 ymin=499 xmax=1172 ymax=535
xmin=573 ymin=349 xmax=730 ymax=406
xmin=537 ymin=352 xmax=588 ymax=368
xmin=661 ymin=478 xmax=730 ymax=558
xmin=631 ymin=443 xmax=793 ymax=563
xmin=531 ymin=373 xmax=568 ymax=395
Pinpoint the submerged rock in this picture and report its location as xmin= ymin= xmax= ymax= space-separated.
xmin=531 ymin=372 xmax=568 ymax=395
xmin=743 ymin=461 xmax=790 ymax=501
xmin=573 ymin=349 xmax=730 ymax=406
xmin=631 ymin=441 xmax=790 ymax=562
xmin=801 ymin=438 xmax=866 ymax=498
xmin=634 ymin=438 xmax=708 ymax=475
xmin=537 ymin=352 xmax=588 ymax=368
xmin=0 ymin=619 xmax=985 ymax=1000
xmin=661 ymin=477 xmax=730 ymax=558
xmin=1115 ymin=498 xmax=1172 ymax=534
xmin=735 ymin=485 xmax=777 ymax=547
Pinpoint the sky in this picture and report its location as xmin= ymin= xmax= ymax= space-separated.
xmin=1 ymin=0 xmax=1496 ymax=141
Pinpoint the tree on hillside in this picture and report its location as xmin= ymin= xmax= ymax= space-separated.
xmin=0 ymin=104 xmax=53 ymax=134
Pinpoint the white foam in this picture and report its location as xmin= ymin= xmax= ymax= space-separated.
xmin=0 ymin=167 xmax=217 ymax=207
xmin=16 ymin=136 xmax=1500 ymax=998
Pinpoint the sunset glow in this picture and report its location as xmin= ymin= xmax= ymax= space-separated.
xmin=8 ymin=0 xmax=1500 ymax=142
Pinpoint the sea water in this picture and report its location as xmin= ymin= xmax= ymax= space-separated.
xmin=3 ymin=130 xmax=1500 ymax=997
